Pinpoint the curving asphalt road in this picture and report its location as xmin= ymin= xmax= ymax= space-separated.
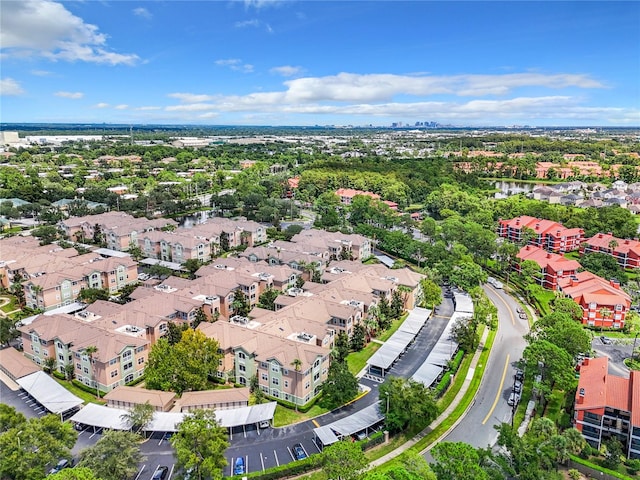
xmin=425 ymin=285 xmax=529 ymax=456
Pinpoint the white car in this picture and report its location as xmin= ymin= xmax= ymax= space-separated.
xmin=487 ymin=277 xmax=504 ymax=289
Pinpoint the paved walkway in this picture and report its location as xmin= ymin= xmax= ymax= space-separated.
xmin=369 ymin=327 xmax=490 ymax=466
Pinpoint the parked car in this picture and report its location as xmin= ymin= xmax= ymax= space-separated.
xmin=513 ymin=381 xmax=522 ymax=394
xmin=258 ymin=420 xmax=270 ymax=429
xmin=515 ymin=369 xmax=524 ymax=382
xmin=519 ymin=312 xmax=528 ymax=320
xmin=600 ymin=336 xmax=612 ymax=345
xmin=151 ymin=466 xmax=169 ymax=480
xmin=508 ymin=391 xmax=521 ymax=407
xmin=48 ymin=459 xmax=72 ymax=476
xmin=487 ymin=277 xmax=504 ymax=289
xmin=292 ymin=443 xmax=307 ymax=460
xmin=233 ymin=457 xmax=245 ymax=475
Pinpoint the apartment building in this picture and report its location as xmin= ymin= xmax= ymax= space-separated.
xmin=581 ymin=233 xmax=640 ymax=269
xmin=498 ymin=216 xmax=584 ymax=253
xmin=335 ymin=188 xmax=380 ymax=205
xmin=557 ymin=272 xmax=632 ymax=329
xmin=198 ymin=321 xmax=329 ymax=406
xmin=18 ymin=252 xmax=138 ymax=311
xmin=104 ymin=386 xmax=176 ymax=412
xmin=574 ymin=356 xmax=640 ymax=459
xmin=515 ymin=245 xmax=582 ymax=290
xmin=18 ymin=314 xmax=149 ymax=392
xmin=59 ymin=211 xmax=176 ymax=251
xmin=179 ymin=388 xmax=250 ymax=412
xmin=290 ymin=230 xmax=372 ymax=261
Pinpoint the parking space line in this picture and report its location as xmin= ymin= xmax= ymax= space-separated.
xmin=287 ymin=446 xmax=295 ymax=461
xmin=134 ymin=465 xmax=145 ymax=480
xmin=260 ymin=453 xmax=265 ymax=472
xmin=300 ymin=444 xmax=309 ymax=458
xmin=274 ymin=450 xmax=280 ymax=467
xmin=312 ymin=438 xmax=321 ymax=452
xmin=168 ymin=464 xmax=175 ymax=479
xmin=246 ymin=456 xmax=248 ymax=474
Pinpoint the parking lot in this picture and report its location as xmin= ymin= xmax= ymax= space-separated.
xmin=0 ymin=380 xmax=46 ymax=418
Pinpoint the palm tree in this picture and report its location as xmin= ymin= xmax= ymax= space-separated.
xmin=290 ymin=358 xmax=302 ymax=411
xmin=84 ymin=345 xmax=100 ymax=398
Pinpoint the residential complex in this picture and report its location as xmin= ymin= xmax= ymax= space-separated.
xmin=516 ymin=245 xmax=582 ymax=290
xmin=574 ymin=357 xmax=640 ymax=459
xmin=498 ymin=215 xmax=584 ymax=253
xmin=581 ymin=232 xmax=640 ymax=269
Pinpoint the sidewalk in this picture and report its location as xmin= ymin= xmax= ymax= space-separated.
xmin=369 ymin=326 xmax=490 ymax=467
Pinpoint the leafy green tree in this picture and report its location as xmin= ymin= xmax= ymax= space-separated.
xmin=431 ymin=442 xmax=492 ymax=480
xmin=0 ymin=413 xmax=77 ymax=480
xmin=449 ymin=261 xmax=487 ymax=291
xmin=391 ymin=290 xmax=404 ymax=318
xmin=120 ymin=401 xmax=155 ymax=433
xmin=522 ymin=339 xmax=576 ymax=393
xmin=48 ymin=468 xmax=101 ymax=480
xmin=167 ymin=321 xmax=189 ymax=346
xmin=322 ymin=361 xmax=359 ymax=409
xmin=31 ymin=225 xmax=60 ymax=245
xmin=0 ymin=404 xmax=26 ymax=433
xmin=171 ymin=410 xmax=229 ymax=480
xmin=231 ymin=290 xmax=250 ymax=317
xmin=0 ymin=316 xmax=20 ymax=346
xmin=334 ymin=331 xmax=351 ymax=363
xmin=77 ymin=288 xmax=109 ymax=304
xmin=350 ymin=323 xmax=366 ymax=351
xmin=78 ymin=430 xmax=143 ymax=480
xmin=451 ymin=315 xmax=479 ymax=352
xmin=145 ymin=329 xmax=222 ymax=394
xmin=183 ymin=259 xmax=202 ymax=277
xmin=192 ymin=307 xmax=207 ymax=328
xmin=528 ymin=313 xmax=591 ymax=358
xmin=419 ymin=278 xmax=442 ymax=310
xmin=550 ymin=297 xmax=584 ymax=322
xmin=257 ymin=288 xmax=279 ymax=311
xmin=379 ymin=377 xmax=438 ymax=434
xmin=579 ymin=252 xmax=628 ymax=285
xmin=321 ymin=440 xmax=369 ymax=480
xmin=602 ymin=438 xmax=623 ymax=470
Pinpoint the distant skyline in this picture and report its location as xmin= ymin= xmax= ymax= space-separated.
xmin=1 ymin=1 xmax=639 ymax=127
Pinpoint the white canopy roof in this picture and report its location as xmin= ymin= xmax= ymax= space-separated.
xmin=69 ymin=403 xmax=130 ymax=430
xmin=69 ymin=401 xmax=278 ymax=432
xmin=313 ymin=402 xmax=384 ymax=446
xmin=453 ymin=292 xmax=474 ymax=314
xmin=17 ymin=371 xmax=83 ymax=415
xmin=367 ymin=330 xmax=416 ymax=370
xmin=411 ymin=362 xmax=443 ymax=387
xmin=398 ymin=307 xmax=431 ymax=335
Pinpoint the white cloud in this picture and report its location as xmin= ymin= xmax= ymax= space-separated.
xmin=270 ymin=65 xmax=303 ymax=77
xmin=115 ymin=104 xmax=129 ymax=110
xmin=168 ymin=92 xmax=215 ymax=103
xmin=135 ymin=106 xmax=161 ymax=111
xmin=0 ymin=78 xmax=25 ymax=96
xmin=55 ymin=91 xmax=83 ymax=99
xmin=132 ymin=7 xmax=152 ymax=19
xmin=199 ymin=112 xmax=219 ymax=119
xmin=235 ymin=19 xmax=260 ymax=28
xmin=94 ymin=102 xmax=110 ymax=108
xmin=243 ymin=0 xmax=286 ymax=9
xmin=166 ymin=103 xmax=216 ymax=112
xmin=30 ymin=69 xmax=53 ymax=76
xmin=1 ymin=0 xmax=139 ymax=65
xmin=215 ymin=58 xmax=254 ymax=73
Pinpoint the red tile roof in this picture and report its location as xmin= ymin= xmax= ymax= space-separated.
xmin=516 ymin=245 xmax=582 ymax=271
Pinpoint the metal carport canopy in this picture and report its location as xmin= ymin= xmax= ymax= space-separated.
xmin=313 ymin=402 xmax=384 ymax=446
xmin=411 ymin=362 xmax=443 ymax=387
xmin=17 ymin=371 xmax=83 ymax=415
xmin=69 ymin=403 xmax=129 ymax=430
xmin=367 ymin=330 xmax=416 ymax=370
xmin=453 ymin=292 xmax=474 ymax=314
xmin=215 ymin=401 xmax=277 ymax=428
xmin=398 ymin=307 xmax=431 ymax=335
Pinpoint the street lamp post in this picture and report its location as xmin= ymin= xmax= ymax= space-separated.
xmin=633 ymin=332 xmax=639 ymax=363
xmin=385 ymin=391 xmax=390 ymax=416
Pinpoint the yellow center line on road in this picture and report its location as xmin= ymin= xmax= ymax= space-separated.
xmin=312 ymin=419 xmax=320 ymax=428
xmin=487 ymin=285 xmax=516 ymax=325
xmin=481 ymin=353 xmax=510 ymax=425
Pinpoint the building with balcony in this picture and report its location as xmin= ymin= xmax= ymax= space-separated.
xmin=574 ymin=357 xmax=640 ymax=459
xmin=498 ymin=216 xmax=584 ymax=253
xmin=515 ymin=245 xmax=582 ymax=290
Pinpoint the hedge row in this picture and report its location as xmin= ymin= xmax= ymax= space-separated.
xmin=71 ymin=379 xmax=107 ymax=397
xmin=569 ymin=455 xmax=634 ymax=480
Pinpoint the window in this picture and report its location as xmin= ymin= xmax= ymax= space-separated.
xmin=282 ymin=369 xmax=289 ymax=376
xmin=239 ymin=365 xmax=246 ymax=372
xmin=261 ymin=373 xmax=268 ymax=381
xmin=260 ymin=362 xmax=268 ymax=369
xmin=123 ymin=362 xmax=133 ymax=371
xmin=76 ymin=363 xmax=81 ymax=370
xmin=137 ymin=357 xmax=144 ymax=365
xmin=43 ymin=351 xmax=48 ymax=357
xmin=110 ymin=370 xmax=118 ymax=378
xmin=238 ymin=352 xmax=246 ymax=360
xmin=313 ymin=372 xmax=320 ymax=381
xmin=271 ymin=363 xmax=280 ymax=373
xmin=271 ymin=389 xmax=280 ymax=398
xmin=272 ymin=378 xmax=279 ymax=386
xmin=58 ymin=354 xmax=64 ymax=361
xmin=135 ymin=346 xmax=145 ymax=353
xmin=125 ymin=374 xmax=134 ymax=383
xmin=122 ymin=350 xmax=132 ymax=360
xmin=109 ymin=358 xmax=117 ymax=365
xmin=83 ymin=367 xmax=89 ymax=374
xmin=284 ymin=380 xmax=289 ymax=388
xmin=305 ymin=381 xmax=310 ymax=390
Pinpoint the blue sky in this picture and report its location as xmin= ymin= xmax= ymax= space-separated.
xmin=1 ymin=0 xmax=639 ymax=126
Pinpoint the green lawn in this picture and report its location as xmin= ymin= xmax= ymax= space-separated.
xmin=52 ymin=377 xmax=106 ymax=405
xmin=272 ymin=404 xmax=329 ymax=427
xmin=347 ymin=342 xmax=381 ymax=375
xmin=0 ymin=295 xmax=19 ymax=314
xmin=377 ymin=312 xmax=409 ymax=342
